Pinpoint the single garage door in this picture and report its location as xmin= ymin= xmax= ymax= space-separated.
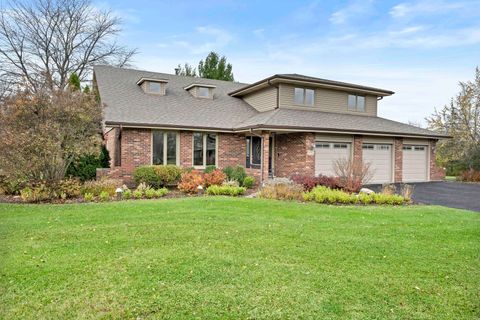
xmin=315 ymin=142 xmax=350 ymax=176
xmin=362 ymin=144 xmax=392 ymax=184
xmin=403 ymin=145 xmax=428 ymax=182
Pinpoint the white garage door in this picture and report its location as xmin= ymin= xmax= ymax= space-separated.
xmin=362 ymin=144 xmax=392 ymax=184
xmin=315 ymin=142 xmax=350 ymax=176
xmin=403 ymin=145 xmax=428 ymax=182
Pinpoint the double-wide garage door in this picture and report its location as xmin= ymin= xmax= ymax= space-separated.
xmin=403 ymin=145 xmax=428 ymax=182
xmin=362 ymin=144 xmax=392 ymax=184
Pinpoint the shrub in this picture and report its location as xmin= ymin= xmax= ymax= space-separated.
xmin=333 ymin=159 xmax=373 ymax=193
xmin=99 ymin=191 xmax=110 ymax=202
xmin=291 ymin=174 xmax=341 ymax=191
xmin=204 ymin=165 xmax=217 ymax=174
xmin=223 ymin=179 xmax=240 ymax=187
xmin=178 ymin=170 xmax=203 ymax=194
xmin=55 ymin=178 xmax=82 ymax=199
xmin=242 ymin=176 xmax=255 ymax=189
xmin=20 ymin=187 xmax=33 ymax=202
xmin=154 ymin=188 xmax=169 ymax=198
xmin=133 ymin=165 xmax=182 ymax=187
xmin=133 ymin=189 xmax=143 ymax=199
xmin=83 ymin=192 xmax=94 ymax=202
xmin=144 ymin=187 xmax=156 ymax=199
xmin=372 ymin=193 xmax=405 ymax=205
xmin=458 ymin=169 xmax=480 ymax=182
xmin=206 ymin=185 xmax=246 ymax=196
xmin=66 ymin=145 xmax=110 ymax=182
xmin=259 ymin=183 xmax=304 ymax=201
xmin=222 ymin=165 xmax=247 ymax=185
xmin=204 ymin=169 xmax=226 ymax=187
xmin=81 ymin=178 xmax=118 ymax=196
xmin=0 ymin=176 xmax=28 ymax=195
xmin=381 ymin=184 xmax=397 ymax=195
xmin=303 ymin=186 xmax=407 ymax=205
xmin=123 ymin=189 xmax=132 ymax=199
xmin=19 ymin=183 xmax=54 ymax=202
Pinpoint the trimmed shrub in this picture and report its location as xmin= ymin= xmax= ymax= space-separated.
xmin=83 ymin=192 xmax=94 ymax=202
xmin=144 ymin=187 xmax=156 ymax=199
xmin=242 ymin=176 xmax=255 ymax=189
xmin=204 ymin=169 xmax=226 ymax=187
xmin=81 ymin=178 xmax=118 ymax=197
xmin=123 ymin=189 xmax=132 ymax=199
xmin=204 ymin=165 xmax=217 ymax=174
xmin=303 ymin=186 xmax=407 ymax=205
xmin=99 ymin=191 xmax=110 ymax=202
xmin=154 ymin=188 xmax=169 ymax=198
xmin=133 ymin=189 xmax=143 ymax=199
xmin=259 ymin=183 xmax=304 ymax=201
xmin=222 ymin=165 xmax=247 ymax=186
xmin=133 ymin=165 xmax=182 ymax=188
xmin=206 ymin=185 xmax=246 ymax=196
xmin=178 ymin=170 xmax=203 ymax=194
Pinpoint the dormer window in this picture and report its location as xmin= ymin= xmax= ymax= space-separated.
xmin=136 ymin=77 xmax=168 ymax=95
xmin=184 ymin=83 xmax=216 ymax=99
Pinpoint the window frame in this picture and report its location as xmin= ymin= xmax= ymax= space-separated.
xmin=192 ymin=132 xmax=218 ymax=168
xmin=294 ymin=87 xmax=315 ymax=106
xmin=197 ymin=86 xmax=210 ymax=98
xmin=347 ymin=94 xmax=366 ymax=112
xmin=246 ymin=136 xmax=262 ymax=168
xmin=151 ymin=130 xmax=179 ymax=165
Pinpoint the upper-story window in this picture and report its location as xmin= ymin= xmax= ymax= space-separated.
xmin=198 ymin=87 xmax=210 ymax=98
xmin=348 ymin=94 xmax=365 ymax=112
xmin=294 ymin=88 xmax=314 ymax=106
xmin=148 ymin=82 xmax=161 ymax=93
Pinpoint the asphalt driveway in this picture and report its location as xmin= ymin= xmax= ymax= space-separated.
xmin=367 ymin=181 xmax=480 ymax=212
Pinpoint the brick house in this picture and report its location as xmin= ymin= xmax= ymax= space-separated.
xmin=94 ymin=65 xmax=448 ymax=185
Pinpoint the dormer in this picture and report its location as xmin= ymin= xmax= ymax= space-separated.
xmin=184 ymin=83 xmax=216 ymax=99
xmin=137 ymin=77 xmax=168 ymax=95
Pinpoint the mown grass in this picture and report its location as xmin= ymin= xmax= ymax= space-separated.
xmin=0 ymin=198 xmax=479 ymax=319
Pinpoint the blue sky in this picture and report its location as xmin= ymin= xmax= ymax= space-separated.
xmin=95 ymin=0 xmax=480 ymax=125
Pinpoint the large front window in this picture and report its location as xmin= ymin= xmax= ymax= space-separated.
xmin=153 ymin=131 xmax=178 ymax=165
xmin=246 ymin=136 xmax=262 ymax=168
xmin=193 ymin=133 xmax=217 ymax=167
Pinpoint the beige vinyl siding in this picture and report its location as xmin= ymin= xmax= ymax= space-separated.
xmin=242 ymin=86 xmax=277 ymax=112
xmin=279 ymin=83 xmax=377 ymax=116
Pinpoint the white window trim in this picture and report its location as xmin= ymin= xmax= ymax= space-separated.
xmin=294 ymin=87 xmax=315 ymax=106
xmin=150 ymin=130 xmax=180 ymax=166
xmin=192 ymin=132 xmax=218 ymax=168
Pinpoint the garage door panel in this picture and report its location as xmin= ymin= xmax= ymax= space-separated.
xmin=362 ymin=144 xmax=392 ymax=184
xmin=315 ymin=142 xmax=350 ymax=177
xmin=403 ymin=145 xmax=428 ymax=182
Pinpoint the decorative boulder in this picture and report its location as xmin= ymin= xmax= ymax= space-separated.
xmin=359 ymin=188 xmax=375 ymax=194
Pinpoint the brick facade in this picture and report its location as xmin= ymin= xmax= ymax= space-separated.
xmin=274 ymin=132 xmax=315 ymax=178
xmin=394 ymin=138 xmax=403 ymax=183
xmin=429 ymin=139 xmax=445 ymax=181
xmin=101 ymin=127 xmax=445 ymax=185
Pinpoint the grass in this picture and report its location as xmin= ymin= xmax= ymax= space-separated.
xmin=444 ymin=176 xmax=457 ymax=181
xmin=1 ymin=198 xmax=479 ymax=319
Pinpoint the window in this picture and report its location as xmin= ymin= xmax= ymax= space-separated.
xmin=362 ymin=144 xmax=374 ymax=150
xmin=414 ymin=146 xmax=425 ymax=151
xmin=348 ymin=94 xmax=365 ymax=112
xmin=198 ymin=87 xmax=210 ymax=98
xmin=316 ymin=143 xmax=330 ymax=148
xmin=378 ymin=145 xmax=390 ymax=150
xmin=246 ymin=136 xmax=261 ymax=168
xmin=148 ymin=81 xmax=161 ymax=93
xmin=193 ymin=133 xmax=217 ymax=167
xmin=153 ymin=131 xmax=178 ymax=165
xmin=333 ymin=143 xmax=348 ymax=149
xmin=294 ymin=88 xmax=314 ymax=106
xmin=403 ymin=146 xmax=412 ymax=151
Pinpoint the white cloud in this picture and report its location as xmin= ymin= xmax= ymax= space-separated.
xmin=329 ymin=0 xmax=374 ymax=25
xmin=390 ymin=0 xmax=479 ymax=18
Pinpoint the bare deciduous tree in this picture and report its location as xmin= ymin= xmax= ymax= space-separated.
xmin=0 ymin=0 xmax=136 ymax=92
xmin=333 ymin=158 xmax=373 ymax=192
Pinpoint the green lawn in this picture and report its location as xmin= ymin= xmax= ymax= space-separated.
xmin=1 ymin=198 xmax=479 ymax=319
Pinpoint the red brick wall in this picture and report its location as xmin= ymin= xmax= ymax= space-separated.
xmin=430 ymin=139 xmax=445 ymax=181
xmin=218 ymin=133 xmax=247 ymax=168
xmin=120 ymin=128 xmax=151 ymax=182
xmin=179 ymin=131 xmax=193 ymax=167
xmin=274 ymin=132 xmax=315 ymax=178
xmin=353 ymin=135 xmax=363 ymax=164
xmin=104 ymin=127 xmax=116 ymax=168
xmin=394 ymin=138 xmax=403 ymax=183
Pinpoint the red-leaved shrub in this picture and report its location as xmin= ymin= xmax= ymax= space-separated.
xmin=203 ymin=169 xmax=226 ymax=187
xmin=290 ymin=174 xmax=341 ymax=191
xmin=178 ymin=170 xmax=204 ymax=194
xmin=458 ymin=169 xmax=480 ymax=182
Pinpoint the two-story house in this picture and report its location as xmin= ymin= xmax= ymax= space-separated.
xmin=93 ymin=65 xmax=448 ymax=185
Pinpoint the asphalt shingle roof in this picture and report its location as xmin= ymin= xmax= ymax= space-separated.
xmin=94 ymin=65 xmax=448 ymax=138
